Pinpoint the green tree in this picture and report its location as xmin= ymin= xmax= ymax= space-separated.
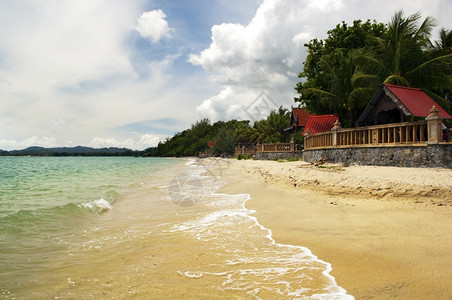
xmin=211 ymin=120 xmax=252 ymax=156
xmin=432 ymin=28 xmax=452 ymax=103
xmin=250 ymin=106 xmax=291 ymax=143
xmin=295 ymin=12 xmax=452 ymax=125
xmin=435 ymin=28 xmax=452 ymax=50
xmin=266 ymin=106 xmax=291 ymax=142
xmin=295 ymin=19 xmax=386 ymax=126
xmin=356 ymin=11 xmax=450 ymax=93
xmin=250 ymin=119 xmax=270 ymax=143
xmin=300 ymin=51 xmax=376 ymax=127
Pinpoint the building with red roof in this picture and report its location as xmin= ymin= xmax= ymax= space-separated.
xmin=357 ymin=84 xmax=452 ymax=126
xmin=302 ymin=114 xmax=339 ymax=135
xmin=288 ymin=107 xmax=314 ymax=133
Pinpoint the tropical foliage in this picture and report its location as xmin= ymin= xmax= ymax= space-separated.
xmin=145 ymin=11 xmax=451 ymax=158
xmin=143 ymin=107 xmax=292 ymax=157
xmin=295 ymin=11 xmax=452 ymax=127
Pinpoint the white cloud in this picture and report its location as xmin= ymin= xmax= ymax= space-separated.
xmin=195 ymin=87 xmax=281 ymax=122
xmin=136 ymin=9 xmax=174 ymax=42
xmin=1 ymin=0 xmax=451 ymax=150
xmin=190 ymin=0 xmax=452 ymax=122
xmin=137 ymin=134 xmax=161 ymax=149
xmin=0 ymin=1 xmax=200 ymax=150
xmin=189 ymin=0 xmax=323 ymax=121
xmin=307 ymin=0 xmax=344 ymax=11
xmin=0 ymin=136 xmax=58 ymax=150
xmin=88 ymin=134 xmax=161 ymax=150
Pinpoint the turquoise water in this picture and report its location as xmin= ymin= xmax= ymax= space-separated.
xmin=0 ymin=156 xmax=352 ymax=299
xmin=0 ymin=157 xmax=175 ymax=217
xmin=0 ymin=157 xmax=183 ymax=298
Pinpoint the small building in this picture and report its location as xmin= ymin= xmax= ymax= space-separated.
xmin=357 ymin=83 xmax=452 ymax=126
xmin=302 ymin=114 xmax=339 ymax=135
xmin=288 ymin=107 xmax=313 ymax=133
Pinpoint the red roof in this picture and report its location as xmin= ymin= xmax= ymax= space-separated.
xmin=384 ymin=84 xmax=452 ymax=119
xmin=291 ymin=107 xmax=312 ymax=127
xmin=302 ymin=115 xmax=339 ymax=135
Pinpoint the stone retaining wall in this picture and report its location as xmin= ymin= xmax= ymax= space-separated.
xmin=302 ymin=144 xmax=452 ymax=168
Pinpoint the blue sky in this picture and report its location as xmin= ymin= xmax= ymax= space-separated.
xmin=1 ymin=0 xmax=451 ymax=150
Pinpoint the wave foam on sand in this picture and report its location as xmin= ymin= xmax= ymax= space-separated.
xmin=213 ymin=158 xmax=452 ymax=299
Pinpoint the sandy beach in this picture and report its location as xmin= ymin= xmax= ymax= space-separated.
xmin=211 ymin=158 xmax=452 ymax=299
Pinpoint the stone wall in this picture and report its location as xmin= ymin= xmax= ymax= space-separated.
xmin=302 ymin=144 xmax=452 ymax=168
xmin=255 ymin=151 xmax=303 ymax=160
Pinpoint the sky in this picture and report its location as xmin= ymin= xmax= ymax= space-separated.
xmin=1 ymin=0 xmax=451 ymax=150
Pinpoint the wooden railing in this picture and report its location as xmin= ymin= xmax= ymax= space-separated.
xmin=304 ymin=120 xmax=444 ymax=150
xmin=258 ymin=143 xmax=291 ymax=152
xmin=256 ymin=143 xmax=303 ymax=152
xmin=305 ymin=133 xmax=333 ymax=149
xmin=234 ymin=144 xmax=257 ymax=155
xmin=338 ymin=121 xmax=428 ymax=146
xmin=234 ymin=148 xmax=257 ymax=155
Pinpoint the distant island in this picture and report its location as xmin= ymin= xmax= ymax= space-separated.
xmin=0 ymin=146 xmax=140 ymax=157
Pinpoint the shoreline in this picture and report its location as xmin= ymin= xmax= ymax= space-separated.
xmin=214 ymin=159 xmax=452 ymax=299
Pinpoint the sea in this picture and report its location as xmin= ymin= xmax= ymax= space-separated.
xmin=0 ymin=156 xmax=352 ymax=299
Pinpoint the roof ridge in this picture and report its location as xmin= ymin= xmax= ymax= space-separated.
xmin=384 ymin=83 xmax=421 ymax=91
xmin=308 ymin=114 xmax=338 ymax=117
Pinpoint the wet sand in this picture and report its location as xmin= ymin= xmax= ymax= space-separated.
xmin=42 ymin=159 xmax=349 ymax=299
xmin=214 ymin=159 xmax=452 ymax=299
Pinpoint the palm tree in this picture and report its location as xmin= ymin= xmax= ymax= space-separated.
xmin=266 ymin=107 xmax=291 ymax=142
xmin=357 ymin=11 xmax=450 ymax=92
xmin=250 ymin=119 xmax=271 ymax=143
xmin=250 ymin=107 xmax=291 ymax=143
xmin=435 ymin=28 xmax=452 ymax=50
xmin=299 ymin=51 xmax=375 ymax=126
xmin=432 ymin=28 xmax=452 ymax=104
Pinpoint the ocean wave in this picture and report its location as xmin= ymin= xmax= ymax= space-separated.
xmin=175 ymin=199 xmax=352 ymax=298
xmin=0 ymin=195 xmax=115 ymax=234
xmin=170 ymin=163 xmax=353 ymax=299
xmin=78 ymin=198 xmax=112 ymax=212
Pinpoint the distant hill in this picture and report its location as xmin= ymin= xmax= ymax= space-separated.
xmin=0 ymin=146 xmax=140 ymax=156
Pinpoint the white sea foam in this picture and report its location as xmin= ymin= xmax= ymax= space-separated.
xmin=173 ymin=161 xmax=354 ymax=299
xmin=79 ymin=198 xmax=112 ymax=212
xmin=177 ymin=271 xmax=204 ymax=278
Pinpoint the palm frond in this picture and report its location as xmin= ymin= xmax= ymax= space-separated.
xmin=406 ymin=54 xmax=451 ymax=89
xmin=415 ymin=16 xmax=437 ymax=44
xmin=435 ymin=28 xmax=452 ymax=49
xmin=383 ymin=75 xmax=410 ymax=86
xmin=423 ymin=89 xmax=452 ymax=114
xmin=319 ymin=57 xmax=342 ymax=89
xmin=355 ymin=54 xmax=390 ymax=77
xmin=348 ymin=87 xmax=375 ymax=107
xmin=301 ymin=88 xmax=337 ymax=99
xmin=352 ymin=73 xmax=381 ymax=89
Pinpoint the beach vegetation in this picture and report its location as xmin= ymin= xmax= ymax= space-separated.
xmin=144 ymin=107 xmax=294 ymax=157
xmin=276 ymin=157 xmax=300 ymax=162
xmin=295 ymin=11 xmax=452 ymax=127
xmin=316 ymin=165 xmax=344 ymax=171
xmin=287 ymin=157 xmax=301 ymax=162
xmin=250 ymin=106 xmax=291 ymax=143
xmin=143 ymin=11 xmax=451 ymax=158
xmin=237 ymin=154 xmax=252 ymax=160
xmin=0 ymin=146 xmax=140 ymax=157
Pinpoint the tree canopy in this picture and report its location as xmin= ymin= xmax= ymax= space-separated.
xmin=143 ymin=107 xmax=292 ymax=157
xmin=295 ymin=11 xmax=452 ymax=127
xmin=145 ymin=11 xmax=451 ymax=158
